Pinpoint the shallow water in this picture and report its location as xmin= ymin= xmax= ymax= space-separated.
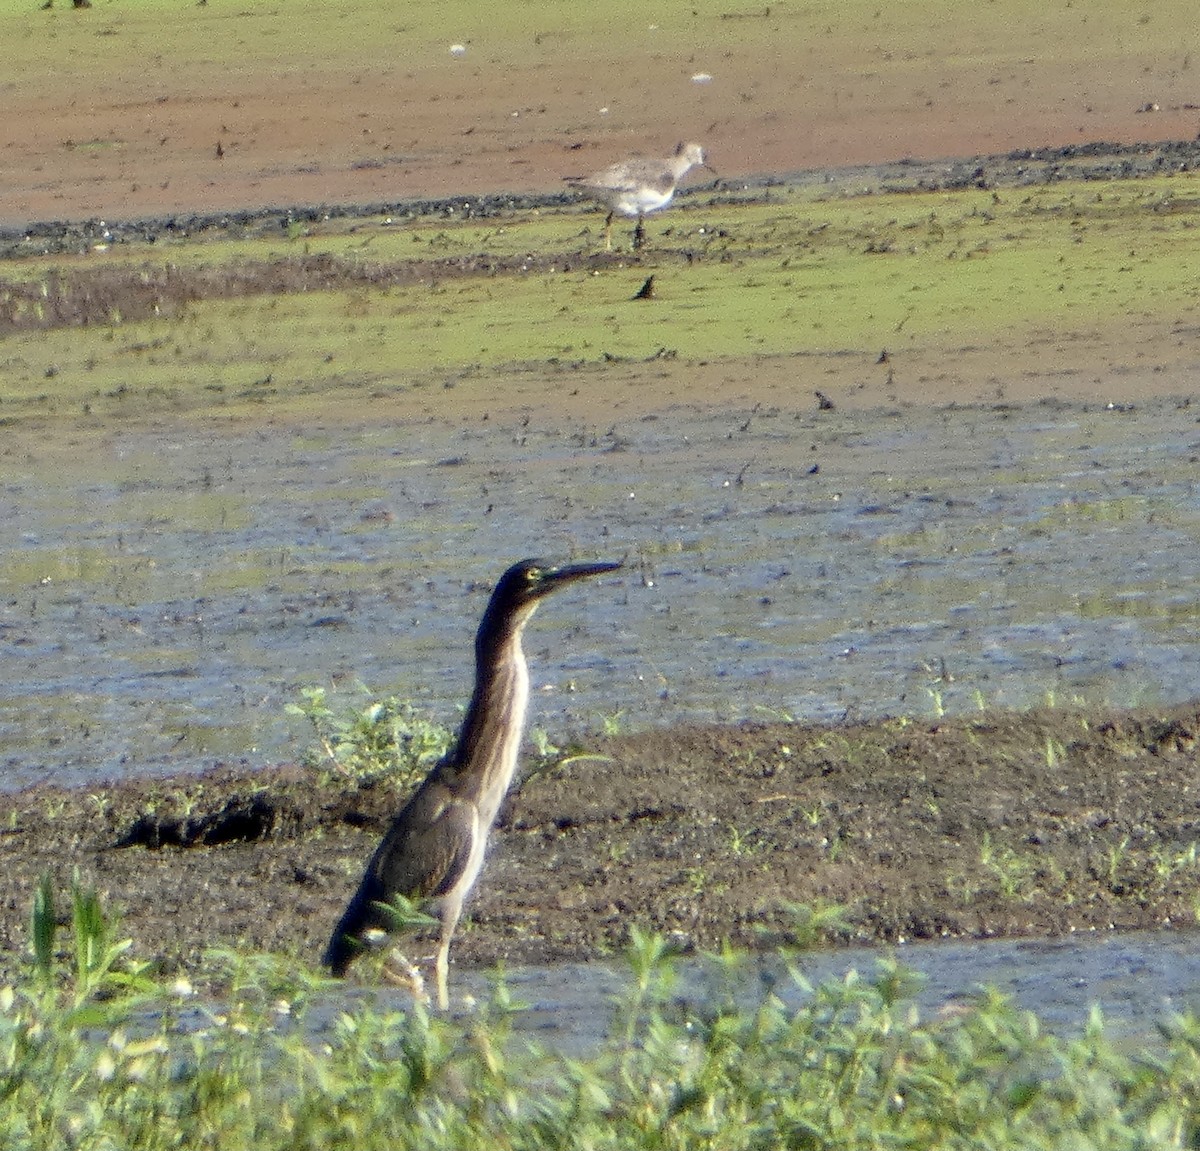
xmin=2 ymin=395 xmax=1199 ymax=789
xmin=332 ymin=930 xmax=1200 ymax=1055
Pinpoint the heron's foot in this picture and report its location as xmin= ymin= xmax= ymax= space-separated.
xmin=382 ymin=951 xmax=430 ymax=1004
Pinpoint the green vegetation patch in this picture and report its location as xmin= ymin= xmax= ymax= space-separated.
xmin=5 ymin=889 xmax=1200 ymax=1149
xmin=1 ymin=175 xmax=1197 ymax=424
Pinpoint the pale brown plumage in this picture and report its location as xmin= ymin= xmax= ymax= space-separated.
xmin=324 ymin=557 xmax=621 ymax=1008
xmin=565 ymin=141 xmax=713 ymax=250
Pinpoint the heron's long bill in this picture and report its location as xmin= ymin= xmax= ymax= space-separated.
xmin=531 ymin=559 xmax=623 ymax=597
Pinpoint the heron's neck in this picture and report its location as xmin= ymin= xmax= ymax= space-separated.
xmin=453 ymin=616 xmax=532 ymax=821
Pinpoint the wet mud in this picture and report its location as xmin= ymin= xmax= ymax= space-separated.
xmin=1 ymin=703 xmax=1198 ymax=985
xmin=4 ymin=392 xmax=1199 ymax=793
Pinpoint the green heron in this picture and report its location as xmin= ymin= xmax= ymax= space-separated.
xmin=324 ymin=557 xmax=622 ymax=1008
xmin=564 ymin=141 xmax=713 ymax=250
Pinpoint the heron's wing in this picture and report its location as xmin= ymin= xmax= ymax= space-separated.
xmin=323 ymin=775 xmax=479 ymax=974
xmin=369 ymin=783 xmax=478 ymax=902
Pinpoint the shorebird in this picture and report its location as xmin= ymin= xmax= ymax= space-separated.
xmin=565 ymin=141 xmax=713 ymax=250
xmin=324 ymin=557 xmax=622 ymax=1009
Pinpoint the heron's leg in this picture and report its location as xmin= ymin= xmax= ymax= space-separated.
xmin=434 ymin=899 xmax=464 ymax=1010
xmin=603 ymin=212 xmax=614 ymax=252
xmin=434 ymin=956 xmax=449 ymax=1010
xmin=382 ymin=951 xmax=428 ymax=1004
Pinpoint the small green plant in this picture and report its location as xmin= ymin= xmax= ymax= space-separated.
xmin=980 ymin=831 xmax=1037 ymax=900
xmin=597 ymin=708 xmax=625 ymax=737
xmin=328 ymin=894 xmax=441 ymax=982
xmin=527 ymin=725 xmax=560 ymax=760
xmin=727 ymin=825 xmax=746 ymax=856
xmin=727 ymin=823 xmax=763 ymax=857
xmin=42 ymin=797 xmax=67 ymax=821
xmin=778 ymin=899 xmax=852 ymax=949
xmin=68 ymin=877 xmax=154 ymax=1002
xmin=27 ymin=871 xmax=154 ymax=1005
xmin=374 ymin=892 xmax=439 ymax=936
xmin=286 ymin=684 xmax=451 ymax=789
xmin=1105 ymin=836 xmax=1131 ymax=889
xmin=946 ymin=870 xmax=981 ymax=906
xmin=1150 ymin=841 xmax=1200 ymax=880
xmin=29 ymin=874 xmax=56 ymax=982
xmin=614 ymin=925 xmax=681 ymax=1061
xmin=86 ymin=793 xmax=111 ymax=818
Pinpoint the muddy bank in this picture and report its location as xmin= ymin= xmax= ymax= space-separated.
xmin=4 ymin=0 xmax=1199 ymax=228
xmin=6 ymin=137 xmax=1200 ymax=265
xmin=1 ymin=703 xmax=1198 ymax=985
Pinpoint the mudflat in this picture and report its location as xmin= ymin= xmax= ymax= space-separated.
xmin=1 ymin=704 xmax=1199 ymax=982
xmin=2 ymin=0 xmax=1199 ymax=982
xmin=4 ymin=0 xmax=1198 ymax=226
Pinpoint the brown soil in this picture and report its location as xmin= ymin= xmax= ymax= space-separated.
xmin=4 ymin=2 xmax=1198 ymax=228
xmin=2 ymin=705 xmax=1198 ymax=983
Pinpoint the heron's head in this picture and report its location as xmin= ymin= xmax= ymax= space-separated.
xmin=478 ymin=558 xmax=623 ymax=649
xmin=500 ymin=557 xmax=623 ymax=605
